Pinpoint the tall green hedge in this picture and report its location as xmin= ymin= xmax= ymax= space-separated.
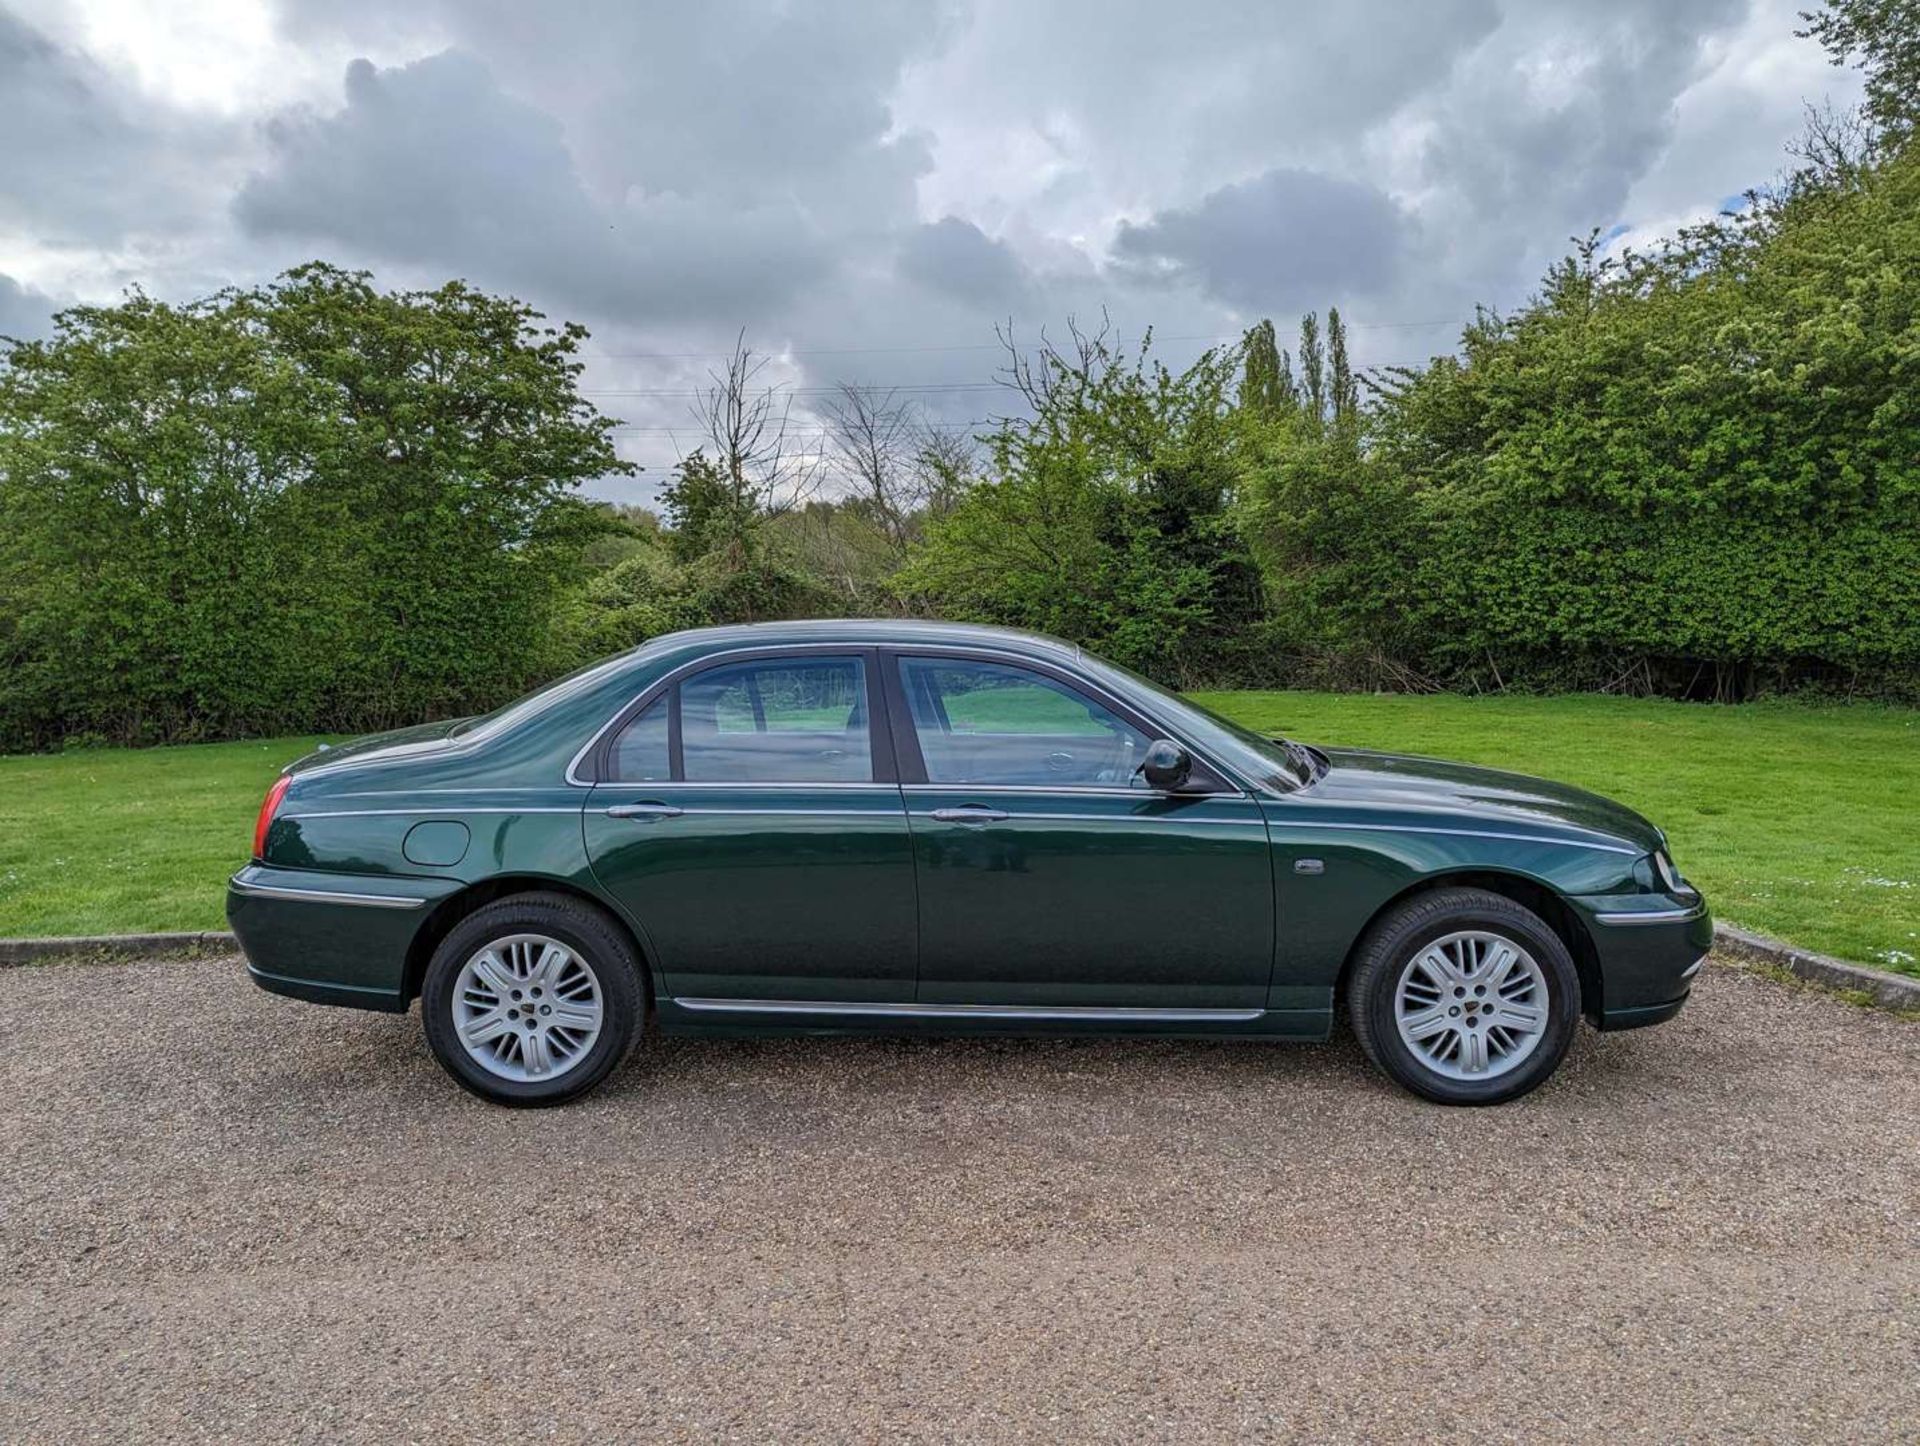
xmin=0 ymin=265 xmax=628 ymax=750
xmin=1242 ymin=148 xmax=1920 ymax=697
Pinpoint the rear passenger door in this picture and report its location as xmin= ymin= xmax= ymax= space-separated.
xmin=582 ymin=649 xmax=918 ymax=1003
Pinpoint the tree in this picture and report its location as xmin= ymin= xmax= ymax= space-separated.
xmin=1243 ymin=143 xmax=1920 ymax=697
xmin=908 ymin=425 xmax=978 ymax=519
xmin=823 ymin=383 xmax=918 ymax=559
xmin=1239 ymin=318 xmax=1298 ymax=418
xmin=1326 ymin=307 xmax=1359 ymax=428
xmin=1800 ymin=0 xmax=1920 ymax=150
xmin=694 ymin=331 xmax=822 ymax=550
xmin=1297 ymin=312 xmax=1327 ymax=424
xmin=656 ymin=450 xmax=738 ymax=562
xmin=0 ymin=264 xmax=631 ymax=747
xmin=899 ymin=320 xmax=1267 ymax=680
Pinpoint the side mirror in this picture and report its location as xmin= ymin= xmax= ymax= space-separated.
xmin=1140 ymin=738 xmax=1193 ymax=792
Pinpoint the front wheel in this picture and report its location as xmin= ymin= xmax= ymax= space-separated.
xmin=420 ymin=893 xmax=643 ymax=1106
xmin=1347 ymin=888 xmax=1580 ymax=1106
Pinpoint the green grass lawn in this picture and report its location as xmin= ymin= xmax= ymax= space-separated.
xmin=2 ymin=694 xmax=1916 ymax=976
xmin=0 ymin=736 xmax=333 ymax=940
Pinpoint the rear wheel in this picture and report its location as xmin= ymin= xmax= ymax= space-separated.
xmin=421 ymin=893 xmax=642 ymax=1106
xmin=1347 ymin=888 xmax=1580 ymax=1106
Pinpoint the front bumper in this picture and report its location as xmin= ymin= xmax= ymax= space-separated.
xmin=1572 ymin=894 xmax=1713 ymax=1031
xmin=228 ymin=865 xmax=460 ymax=1013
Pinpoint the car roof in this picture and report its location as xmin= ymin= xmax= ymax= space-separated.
xmin=642 ymin=618 xmax=1085 ymax=661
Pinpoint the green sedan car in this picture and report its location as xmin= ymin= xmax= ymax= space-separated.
xmin=229 ymin=620 xmax=1710 ymax=1107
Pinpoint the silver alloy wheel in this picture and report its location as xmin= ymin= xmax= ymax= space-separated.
xmin=452 ymin=933 xmax=604 ymax=1083
xmin=1394 ymin=930 xmax=1550 ymax=1082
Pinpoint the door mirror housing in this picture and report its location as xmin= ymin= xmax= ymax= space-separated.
xmin=1139 ymin=738 xmax=1193 ymax=792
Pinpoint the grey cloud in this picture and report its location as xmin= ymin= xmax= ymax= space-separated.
xmin=1407 ymin=0 xmax=1750 ymax=295
xmin=0 ymin=9 xmax=237 ymax=246
xmin=3 ymin=0 xmax=1840 ymax=500
xmin=0 ymin=273 xmax=57 ymax=341
xmin=1111 ymin=169 xmax=1415 ymax=313
xmin=235 ymin=51 xmax=833 ymax=322
xmin=898 ymin=218 xmax=1030 ymax=308
xmin=270 ymin=0 xmax=946 ymax=214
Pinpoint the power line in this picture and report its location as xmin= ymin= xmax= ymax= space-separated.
xmin=575 ymin=320 xmax=1460 ymax=364
xmin=581 ymin=381 xmax=1004 ymax=398
xmin=607 ymin=420 xmax=994 ymax=435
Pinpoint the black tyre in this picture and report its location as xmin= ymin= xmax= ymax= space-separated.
xmin=420 ymin=892 xmax=644 ymax=1107
xmin=1346 ymin=888 xmax=1580 ymax=1106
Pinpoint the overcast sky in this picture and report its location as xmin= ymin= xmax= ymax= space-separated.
xmin=0 ymin=0 xmax=1860 ymax=503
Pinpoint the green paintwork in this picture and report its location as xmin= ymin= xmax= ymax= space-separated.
xmin=583 ymin=781 xmax=918 ymax=1003
xmin=228 ymin=620 xmax=1710 ymax=1039
xmin=905 ymin=789 xmax=1274 ymax=1011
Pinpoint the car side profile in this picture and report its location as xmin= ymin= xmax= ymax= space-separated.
xmin=228 ymin=620 xmax=1711 ymax=1107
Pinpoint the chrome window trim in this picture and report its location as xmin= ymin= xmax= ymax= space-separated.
xmin=674 ymin=997 xmax=1265 ymax=1023
xmin=1592 ymin=904 xmax=1708 ymax=925
xmin=564 ymin=641 xmax=1254 ymax=795
xmin=230 ymin=877 xmax=428 ymax=910
xmin=565 ymin=642 xmax=885 ymax=788
xmin=884 ymin=645 xmax=1254 ymax=798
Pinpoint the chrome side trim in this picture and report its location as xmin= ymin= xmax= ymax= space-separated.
xmin=330 ymin=786 xmax=628 ymax=798
xmin=633 ymin=807 xmax=900 ymax=819
xmin=908 ymin=810 xmax=1260 ymax=829
xmin=902 ymin=783 xmax=1179 ymax=798
xmin=673 ymin=997 xmax=1267 ymax=1023
xmin=1592 ymin=904 xmax=1708 ymax=925
xmin=605 ymin=781 xmax=902 ymax=792
xmin=230 ymin=878 xmax=428 ymax=910
xmin=282 ymin=807 xmax=582 ymax=819
xmin=1269 ymin=818 xmax=1640 ymax=856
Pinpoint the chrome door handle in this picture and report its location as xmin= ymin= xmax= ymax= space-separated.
xmin=604 ymin=802 xmax=684 ymax=821
xmin=929 ymin=806 xmax=1010 ymax=824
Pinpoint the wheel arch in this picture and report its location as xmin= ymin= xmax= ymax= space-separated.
xmin=1333 ymin=869 xmax=1603 ymax=1022
xmin=402 ymin=874 xmax=660 ymax=1007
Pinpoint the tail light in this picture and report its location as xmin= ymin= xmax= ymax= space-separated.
xmin=254 ymin=776 xmax=291 ymax=860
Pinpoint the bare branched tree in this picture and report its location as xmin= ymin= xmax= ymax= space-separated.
xmin=1787 ymin=97 xmax=1880 ymax=186
xmin=909 ymin=424 xmax=977 ymax=519
xmin=824 ymin=383 xmax=920 ymax=555
xmin=996 ymin=313 xmax=1124 ymax=417
xmin=694 ymin=330 xmax=824 ymax=524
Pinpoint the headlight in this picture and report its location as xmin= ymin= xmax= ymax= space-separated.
xmin=1652 ymin=849 xmax=1697 ymax=899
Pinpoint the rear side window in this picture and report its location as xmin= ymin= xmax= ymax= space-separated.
xmin=681 ymin=657 xmax=872 ymax=783
xmin=606 ymin=694 xmax=669 ymax=781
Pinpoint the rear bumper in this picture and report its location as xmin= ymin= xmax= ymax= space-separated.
xmin=1573 ymin=895 xmax=1713 ymax=1031
xmin=228 ymin=865 xmax=459 ymax=1013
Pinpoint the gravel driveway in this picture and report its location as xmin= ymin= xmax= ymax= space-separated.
xmin=2 ymin=953 xmax=1915 ymax=1443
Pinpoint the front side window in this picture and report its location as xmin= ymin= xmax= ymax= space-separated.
xmin=681 ymin=656 xmax=872 ymax=783
xmin=900 ymin=657 xmax=1151 ymax=787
